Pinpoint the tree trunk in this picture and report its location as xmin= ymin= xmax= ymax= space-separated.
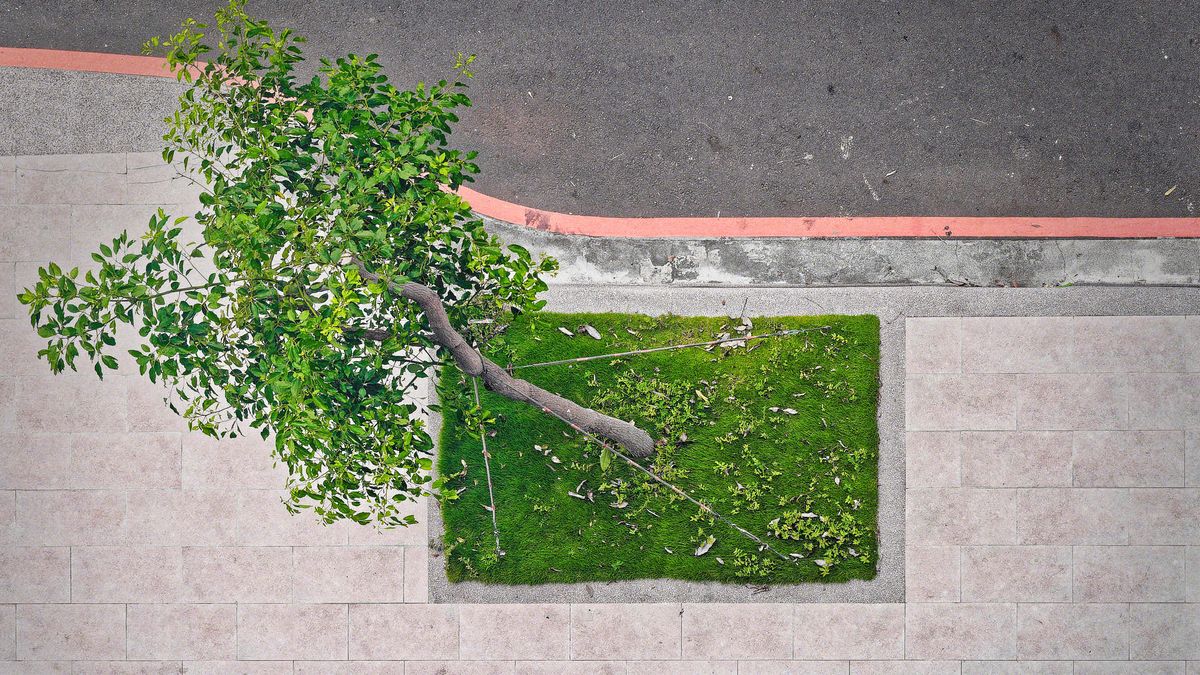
xmin=359 ymin=271 xmax=656 ymax=457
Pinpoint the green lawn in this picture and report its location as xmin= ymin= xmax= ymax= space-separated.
xmin=437 ymin=312 xmax=880 ymax=585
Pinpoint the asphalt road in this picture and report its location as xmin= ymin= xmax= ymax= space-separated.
xmin=1 ymin=0 xmax=1197 ymax=218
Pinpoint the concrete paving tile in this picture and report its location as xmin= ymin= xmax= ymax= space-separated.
xmin=516 ymin=663 xmax=624 ymax=675
xmin=0 ymin=319 xmax=62 ymax=377
xmin=1188 ymin=432 xmax=1200 ymax=486
xmin=11 ymin=375 xmax=128 ymax=433
xmin=1017 ymin=374 xmax=1128 ymax=430
xmin=182 ymin=434 xmax=288 ymax=490
xmin=292 ymin=546 xmax=404 ymax=603
xmin=792 ymin=603 xmax=904 ymax=660
xmin=181 ymin=662 xmax=293 ymax=675
xmin=71 ymin=545 xmax=183 ymax=602
xmin=0 ymin=156 xmax=14 ymax=205
xmin=960 ymin=431 xmax=1073 ymax=487
xmin=1189 ymin=546 xmax=1200 ymax=603
xmin=1073 ymin=316 xmax=1193 ymax=373
xmin=629 ymin=662 xmax=737 ymax=674
xmin=907 ymin=488 xmax=1018 ymax=545
xmin=906 ymin=317 xmax=961 ymax=373
xmin=905 ymin=545 xmax=960 ymax=602
xmin=0 ymin=378 xmax=13 ymax=438
xmin=958 ymin=374 xmax=1020 ymax=430
xmin=60 ymin=665 xmax=170 ymax=675
xmin=682 ymin=603 xmax=792 ymax=660
xmin=906 ymin=374 xmax=960 ymax=431
xmin=960 ymin=545 xmax=1072 ymax=602
xmin=1074 ymin=545 xmax=1187 ymax=602
xmin=1129 ymin=603 xmax=1200 ymax=660
xmin=125 ymin=160 xmax=202 ymax=204
xmin=349 ymin=604 xmax=457 ymax=660
xmin=404 ymin=544 xmax=429 ymax=602
xmin=961 ymin=316 xmax=1074 ymax=373
xmin=961 ymin=662 xmax=1071 ymax=675
xmin=234 ymin=490 xmax=347 ymax=545
xmin=1129 ymin=488 xmax=1200 ymax=544
xmin=1016 ymin=488 xmax=1131 ymax=545
xmin=15 ymin=164 xmax=127 ymax=205
xmin=1072 ymin=661 xmax=1187 ymax=674
xmin=181 ymin=546 xmax=292 ymax=603
xmin=124 ymin=488 xmax=238 ymax=546
xmin=0 ymin=604 xmax=12 ymax=661
xmin=906 ymin=432 xmax=961 ymax=487
xmin=126 ymin=603 xmax=236 ymax=660
xmin=1016 ymin=603 xmax=1129 ymax=660
xmin=66 ymin=204 xmax=164 ymax=262
xmin=319 ymin=662 xmax=441 ymax=672
xmin=237 ymin=603 xmax=348 ymax=661
xmin=736 ymin=661 xmax=848 ymax=675
xmin=848 ymin=662 xmax=960 ymax=675
xmin=457 ymin=603 xmax=569 ymax=660
xmin=13 ymin=489 xmax=126 ymax=546
xmin=0 ymin=490 xmax=13 ymax=545
xmin=0 ymin=263 xmax=13 ymax=319
xmin=15 ymin=603 xmax=126 ymax=660
xmin=1073 ymin=430 xmax=1187 ymax=487
xmin=0 ymin=662 xmax=69 ymax=674
xmin=14 ymin=154 xmax=127 ymax=173
xmin=68 ymin=432 xmax=181 ymax=489
xmin=906 ymin=602 xmax=1017 ymax=660
xmin=1127 ymin=374 xmax=1200 ymax=430
xmin=0 ymin=546 xmax=69 ymax=602
xmin=0 ymin=204 xmax=73 ymax=262
xmin=0 ymin=433 xmax=71 ymax=489
xmin=571 ymin=603 xmax=681 ymax=660
xmin=125 ymin=382 xmax=189 ymax=433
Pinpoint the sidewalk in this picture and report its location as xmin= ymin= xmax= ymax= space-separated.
xmin=1 ymin=152 xmax=1198 ymax=672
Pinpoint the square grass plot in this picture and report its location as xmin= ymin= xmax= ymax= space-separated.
xmin=437 ymin=312 xmax=880 ymax=585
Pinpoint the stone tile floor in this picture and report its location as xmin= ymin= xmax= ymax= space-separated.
xmin=0 ymin=153 xmax=1198 ymax=673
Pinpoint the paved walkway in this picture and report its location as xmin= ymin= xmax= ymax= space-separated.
xmin=1 ymin=154 xmax=1198 ymax=672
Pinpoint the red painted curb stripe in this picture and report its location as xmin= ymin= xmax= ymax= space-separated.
xmin=459 ymin=186 xmax=1200 ymax=239
xmin=4 ymin=47 xmax=1198 ymax=239
xmin=0 ymin=47 xmax=175 ymax=77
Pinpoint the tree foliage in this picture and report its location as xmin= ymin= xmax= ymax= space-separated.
xmin=17 ymin=0 xmax=556 ymax=527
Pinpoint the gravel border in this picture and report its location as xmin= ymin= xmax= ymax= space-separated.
xmin=429 ymin=284 xmax=1200 ymax=603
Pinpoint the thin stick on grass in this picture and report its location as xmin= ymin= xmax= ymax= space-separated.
xmin=509 ymin=327 xmax=831 ymax=371
xmin=472 ymin=376 xmax=503 ymax=556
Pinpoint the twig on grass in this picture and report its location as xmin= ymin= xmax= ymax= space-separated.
xmin=536 ymin=403 xmax=792 ymax=562
xmin=472 ymin=376 xmax=503 ymax=556
xmin=509 ymin=327 xmax=831 ymax=371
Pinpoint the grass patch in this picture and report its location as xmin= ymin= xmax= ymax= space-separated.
xmin=437 ymin=312 xmax=880 ymax=585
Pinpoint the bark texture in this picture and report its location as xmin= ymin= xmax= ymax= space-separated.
xmin=358 ymin=269 xmax=656 ymax=456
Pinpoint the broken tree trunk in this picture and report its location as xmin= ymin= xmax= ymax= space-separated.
xmin=358 ymin=269 xmax=656 ymax=457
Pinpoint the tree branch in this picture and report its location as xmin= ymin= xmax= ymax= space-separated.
xmin=353 ymin=263 xmax=655 ymax=457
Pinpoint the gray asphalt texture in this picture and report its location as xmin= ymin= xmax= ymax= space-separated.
xmin=1 ymin=0 xmax=1197 ymax=218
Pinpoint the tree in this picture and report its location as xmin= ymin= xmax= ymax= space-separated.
xmin=17 ymin=0 xmax=652 ymax=528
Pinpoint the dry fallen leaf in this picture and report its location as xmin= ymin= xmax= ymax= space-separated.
xmin=558 ymin=327 xmax=574 ymax=337
xmin=581 ymin=324 xmax=602 ymax=340
xmin=694 ymin=535 xmax=717 ymax=556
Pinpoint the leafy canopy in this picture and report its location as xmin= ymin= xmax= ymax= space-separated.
xmin=17 ymin=0 xmax=555 ymax=527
